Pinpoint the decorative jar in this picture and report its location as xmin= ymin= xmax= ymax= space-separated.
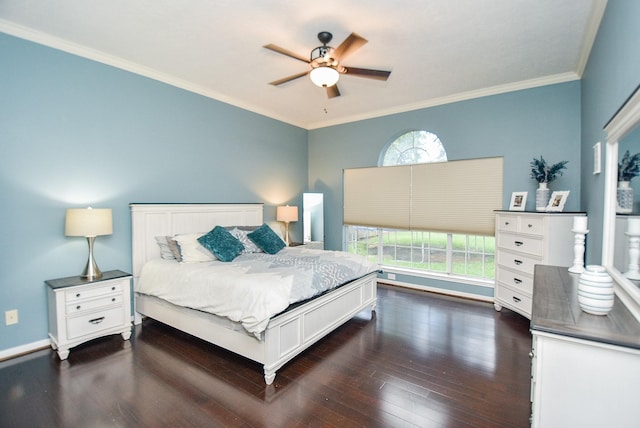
xmin=578 ymin=265 xmax=614 ymax=316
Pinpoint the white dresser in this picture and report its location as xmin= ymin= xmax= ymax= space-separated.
xmin=494 ymin=211 xmax=583 ymax=318
xmin=531 ymin=265 xmax=640 ymax=427
xmin=46 ymin=270 xmax=132 ymax=360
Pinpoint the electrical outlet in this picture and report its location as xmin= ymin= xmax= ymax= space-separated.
xmin=5 ymin=309 xmax=18 ymax=326
xmin=387 ymin=273 xmax=396 ymax=280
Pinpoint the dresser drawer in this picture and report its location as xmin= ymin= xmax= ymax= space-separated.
xmin=496 ymin=214 xmax=519 ymax=232
xmin=497 ymin=232 xmax=543 ymax=257
xmin=518 ymin=216 xmax=545 ymax=236
xmin=66 ymin=294 xmax=123 ymax=314
xmin=497 ymin=251 xmax=541 ymax=276
xmin=497 ymin=267 xmax=534 ymax=294
xmin=66 ymin=306 xmax=125 ymax=340
xmin=495 ymin=283 xmax=532 ymax=315
xmin=65 ymin=282 xmax=122 ymax=303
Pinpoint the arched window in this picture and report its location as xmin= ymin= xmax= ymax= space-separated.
xmin=380 ymin=130 xmax=447 ymax=166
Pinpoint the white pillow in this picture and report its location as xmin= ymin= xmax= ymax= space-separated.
xmin=154 ymin=236 xmax=176 ymax=260
xmin=172 ymin=232 xmax=217 ymax=262
xmin=230 ymin=228 xmax=262 ymax=254
xmin=266 ymin=221 xmax=285 ymax=240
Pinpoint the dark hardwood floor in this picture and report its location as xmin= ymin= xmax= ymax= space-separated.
xmin=0 ymin=285 xmax=532 ymax=427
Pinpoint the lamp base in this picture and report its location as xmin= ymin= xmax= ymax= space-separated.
xmin=82 ymin=236 xmax=103 ymax=279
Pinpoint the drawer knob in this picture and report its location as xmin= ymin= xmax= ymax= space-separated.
xmin=514 ymin=241 xmax=523 ymax=246
xmin=76 ymin=305 xmax=81 ymax=310
xmin=514 ymin=259 xmax=522 ymax=265
xmin=112 ymin=298 xmax=116 ymax=302
xmin=513 ymin=278 xmax=522 ymax=284
xmin=89 ymin=317 xmax=105 ymax=325
xmin=527 ymin=224 xmax=533 ymax=228
xmin=76 ymin=293 xmax=81 ymax=298
xmin=112 ymin=286 xmax=116 ymax=291
xmin=512 ymin=296 xmax=521 ymax=303
xmin=504 ymin=221 xmax=510 ymax=226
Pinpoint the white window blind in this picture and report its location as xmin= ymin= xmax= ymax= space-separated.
xmin=343 ymin=157 xmax=503 ymax=235
xmin=343 ymin=165 xmax=410 ymax=229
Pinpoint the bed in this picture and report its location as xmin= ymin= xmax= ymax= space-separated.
xmin=131 ymin=203 xmax=378 ymax=384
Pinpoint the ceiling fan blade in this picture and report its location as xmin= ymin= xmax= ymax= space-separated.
xmin=326 ymin=84 xmax=341 ymax=98
xmin=263 ymin=44 xmax=309 ymax=63
xmin=343 ymin=66 xmax=391 ymax=81
xmin=269 ymin=71 xmax=310 ymax=86
xmin=332 ymin=33 xmax=368 ymax=61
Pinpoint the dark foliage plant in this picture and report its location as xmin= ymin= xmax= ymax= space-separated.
xmin=530 ymin=156 xmax=568 ymax=183
xmin=618 ymin=150 xmax=640 ymax=182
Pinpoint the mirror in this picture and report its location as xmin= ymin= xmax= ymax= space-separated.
xmin=602 ymin=84 xmax=640 ymax=321
xmin=303 ymin=193 xmax=324 ymax=249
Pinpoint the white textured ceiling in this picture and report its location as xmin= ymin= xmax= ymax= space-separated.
xmin=0 ymin=0 xmax=606 ymax=129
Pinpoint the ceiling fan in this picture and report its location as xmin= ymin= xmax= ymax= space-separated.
xmin=263 ymin=31 xmax=391 ymax=98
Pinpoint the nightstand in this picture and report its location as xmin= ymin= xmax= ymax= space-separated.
xmin=45 ymin=270 xmax=132 ymax=360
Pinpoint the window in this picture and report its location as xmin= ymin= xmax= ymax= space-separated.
xmin=380 ymin=130 xmax=447 ymax=166
xmin=346 ymin=130 xmax=495 ymax=283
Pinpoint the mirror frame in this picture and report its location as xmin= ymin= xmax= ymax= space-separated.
xmin=603 ymin=84 xmax=640 ymax=322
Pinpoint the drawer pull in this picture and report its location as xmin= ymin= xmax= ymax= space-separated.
xmin=112 ymin=298 xmax=116 ymax=302
xmin=512 ymin=296 xmax=521 ymax=303
xmin=112 ymin=286 xmax=116 ymax=291
xmin=76 ymin=293 xmax=81 ymax=298
xmin=504 ymin=221 xmax=510 ymax=226
xmin=513 ymin=278 xmax=522 ymax=284
xmin=76 ymin=305 xmax=81 ymax=310
xmin=88 ymin=317 xmax=105 ymax=325
xmin=514 ymin=241 xmax=523 ymax=246
xmin=527 ymin=224 xmax=533 ymax=228
xmin=513 ymin=259 xmax=523 ymax=265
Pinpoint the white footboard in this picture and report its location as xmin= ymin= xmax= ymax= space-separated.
xmin=262 ymin=272 xmax=377 ymax=384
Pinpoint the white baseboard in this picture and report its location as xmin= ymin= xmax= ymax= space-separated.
xmin=378 ymin=279 xmax=494 ymax=303
xmin=0 ymin=339 xmax=51 ymax=362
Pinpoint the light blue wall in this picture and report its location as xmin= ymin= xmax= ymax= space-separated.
xmin=0 ymin=33 xmax=307 ymax=351
xmin=308 ymin=82 xmax=582 ymax=253
xmin=581 ymin=0 xmax=640 ymax=265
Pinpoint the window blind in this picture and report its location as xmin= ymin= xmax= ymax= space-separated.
xmin=343 ymin=165 xmax=410 ymax=229
xmin=343 ymin=157 xmax=503 ymax=236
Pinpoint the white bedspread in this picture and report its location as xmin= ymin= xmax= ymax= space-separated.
xmin=137 ymin=247 xmax=378 ymax=338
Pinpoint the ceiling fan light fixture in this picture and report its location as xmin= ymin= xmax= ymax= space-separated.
xmin=310 ymin=66 xmax=339 ymax=88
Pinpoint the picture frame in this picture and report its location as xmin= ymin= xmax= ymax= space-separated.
xmin=546 ymin=190 xmax=570 ymax=212
xmin=509 ymin=191 xmax=527 ymax=211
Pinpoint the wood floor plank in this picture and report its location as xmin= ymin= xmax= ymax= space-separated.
xmin=0 ymin=284 xmax=532 ymax=427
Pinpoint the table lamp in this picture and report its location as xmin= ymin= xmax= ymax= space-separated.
xmin=65 ymin=207 xmax=113 ymax=279
xmin=276 ymin=205 xmax=298 ymax=245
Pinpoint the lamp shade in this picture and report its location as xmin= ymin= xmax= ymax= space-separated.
xmin=277 ymin=205 xmax=298 ymax=223
xmin=310 ymin=66 xmax=339 ymax=88
xmin=65 ymin=208 xmax=113 ymax=237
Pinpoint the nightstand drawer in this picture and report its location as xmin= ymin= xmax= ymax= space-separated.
xmin=497 ymin=251 xmax=541 ymax=276
xmin=497 ymin=232 xmax=543 ymax=257
xmin=66 ymin=294 xmax=122 ymax=314
xmin=67 ymin=306 xmax=125 ymax=340
xmin=496 ymin=215 xmax=519 ymax=233
xmin=65 ymin=282 xmax=122 ymax=303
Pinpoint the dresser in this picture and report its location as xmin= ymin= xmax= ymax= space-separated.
xmin=494 ymin=211 xmax=583 ymax=318
xmin=46 ymin=270 xmax=132 ymax=360
xmin=530 ymin=265 xmax=640 ymax=427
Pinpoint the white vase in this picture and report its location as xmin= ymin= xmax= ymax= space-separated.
xmin=578 ymin=265 xmax=614 ymax=315
xmin=617 ymin=181 xmax=633 ymax=214
xmin=536 ymin=182 xmax=550 ymax=211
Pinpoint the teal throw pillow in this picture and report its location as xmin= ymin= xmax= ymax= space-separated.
xmin=197 ymin=226 xmax=244 ymax=262
xmin=247 ymin=223 xmax=286 ymax=254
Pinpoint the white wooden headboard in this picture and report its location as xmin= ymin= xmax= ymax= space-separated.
xmin=130 ymin=203 xmax=264 ymax=281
